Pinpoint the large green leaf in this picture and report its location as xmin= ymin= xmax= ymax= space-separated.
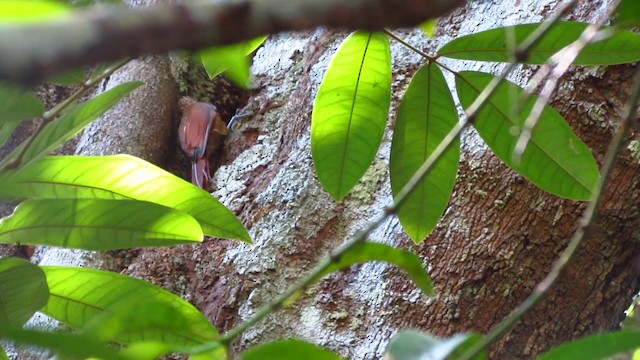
xmin=617 ymin=0 xmax=640 ymax=26
xmin=0 ymin=155 xmax=250 ymax=242
xmin=314 ymin=241 xmax=433 ymax=295
xmin=119 ymin=342 xmax=178 ymax=360
xmin=438 ymin=22 xmax=640 ymax=65
xmin=0 ymin=346 xmax=8 ymax=360
xmin=199 ymin=36 xmax=267 ymax=88
xmin=312 ymin=31 xmax=392 ymax=200
xmin=81 ymin=301 xmax=225 ymax=359
xmin=0 ymin=82 xmax=44 ymax=147
xmin=0 ymin=199 xmax=202 ymax=250
xmin=455 ymin=71 xmax=599 ymax=200
xmin=41 ymin=267 xmax=219 ymax=345
xmin=0 ymin=81 xmax=143 ymax=172
xmin=240 ymin=339 xmax=343 ymax=360
xmin=0 ymin=326 xmax=128 ymax=360
xmin=537 ymin=331 xmax=640 ymax=360
xmin=0 ymin=257 xmax=49 ymax=327
xmin=390 ymin=62 xmax=459 ymax=243
xmin=385 ymin=331 xmax=486 ymax=360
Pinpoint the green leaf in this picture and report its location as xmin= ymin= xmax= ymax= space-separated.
xmin=0 ymin=82 xmax=44 ymax=147
xmin=537 ymin=331 xmax=640 ymax=360
xmin=0 ymin=326 xmax=128 ymax=360
xmin=199 ymin=36 xmax=267 ymax=88
xmin=385 ymin=331 xmax=486 ymax=360
xmin=455 ymin=71 xmax=599 ymax=200
xmin=617 ymin=0 xmax=640 ymax=26
xmin=420 ymin=19 xmax=437 ymax=38
xmin=438 ymin=21 xmax=640 ymax=65
xmin=0 ymin=346 xmax=8 ymax=360
xmin=390 ymin=62 xmax=459 ymax=243
xmin=0 ymin=257 xmax=49 ymax=327
xmin=315 ymin=241 xmax=433 ymax=295
xmin=0 ymin=81 xmax=143 ymax=172
xmin=312 ymin=31 xmax=392 ymax=200
xmin=0 ymin=155 xmax=250 ymax=242
xmin=41 ymin=267 xmax=219 ymax=344
xmin=118 ymin=342 xmax=177 ymax=360
xmin=81 ymin=301 xmax=223 ymax=356
xmin=0 ymin=199 xmax=202 ymax=250
xmin=240 ymin=339 xmax=343 ymax=360
xmin=47 ymin=68 xmax=85 ymax=85
xmin=0 ymin=0 xmax=70 ymax=23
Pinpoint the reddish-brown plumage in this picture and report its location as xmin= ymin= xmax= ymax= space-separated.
xmin=179 ymin=102 xmax=224 ymax=191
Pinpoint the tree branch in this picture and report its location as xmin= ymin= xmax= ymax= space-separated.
xmin=0 ymin=0 xmax=465 ymax=85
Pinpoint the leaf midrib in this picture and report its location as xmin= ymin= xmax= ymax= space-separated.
xmin=337 ymin=33 xmax=373 ymax=198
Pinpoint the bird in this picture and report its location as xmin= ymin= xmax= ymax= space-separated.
xmin=178 ymin=101 xmax=228 ymax=191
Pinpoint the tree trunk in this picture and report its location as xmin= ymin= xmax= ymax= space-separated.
xmin=14 ymin=0 xmax=640 ymax=359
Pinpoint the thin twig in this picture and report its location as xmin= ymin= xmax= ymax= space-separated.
xmin=384 ymin=29 xmax=435 ymax=61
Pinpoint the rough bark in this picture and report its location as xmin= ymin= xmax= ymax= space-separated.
xmin=121 ymin=0 xmax=640 ymax=359
xmin=6 ymin=0 xmax=640 ymax=359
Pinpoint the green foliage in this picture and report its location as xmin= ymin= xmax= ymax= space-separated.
xmin=390 ymin=63 xmax=459 ymax=243
xmin=81 ymin=301 xmax=226 ymax=359
xmin=537 ymin=332 xmax=640 ymax=360
xmin=0 ymin=81 xmax=143 ymax=172
xmin=437 ymin=21 xmax=640 ymax=65
xmin=456 ymin=71 xmax=599 ymax=200
xmin=0 ymin=199 xmax=203 ymax=250
xmin=316 ymin=241 xmax=433 ymax=295
xmin=312 ymin=31 xmax=392 ymax=200
xmin=420 ymin=19 xmax=437 ymax=38
xmin=0 ymin=82 xmax=44 ymax=147
xmin=42 ymin=267 xmax=220 ymax=346
xmin=616 ymin=0 xmax=640 ymax=26
xmin=385 ymin=330 xmax=486 ymax=360
xmin=199 ymin=36 xmax=267 ymax=88
xmin=311 ymin=20 xmax=617 ymax=240
xmin=0 ymin=0 xmax=70 ymax=23
xmin=47 ymin=68 xmax=85 ymax=85
xmin=0 ymin=8 xmax=638 ymax=360
xmin=0 ymin=155 xmax=250 ymax=241
xmin=0 ymin=326 xmax=129 ymax=360
xmin=240 ymin=339 xmax=343 ymax=360
xmin=0 ymin=257 xmax=48 ymax=327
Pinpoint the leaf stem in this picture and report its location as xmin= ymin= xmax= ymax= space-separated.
xmin=384 ymin=29 xmax=435 ymax=61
